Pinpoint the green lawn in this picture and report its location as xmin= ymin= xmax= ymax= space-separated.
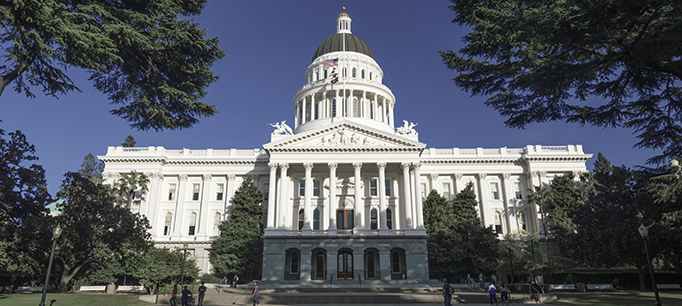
xmin=0 ymin=293 xmax=151 ymax=306
xmin=553 ymin=291 xmax=682 ymax=306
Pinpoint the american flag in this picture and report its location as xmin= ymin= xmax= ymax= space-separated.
xmin=324 ymin=58 xmax=338 ymax=68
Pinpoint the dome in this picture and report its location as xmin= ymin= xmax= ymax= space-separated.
xmin=312 ymin=33 xmax=375 ymax=62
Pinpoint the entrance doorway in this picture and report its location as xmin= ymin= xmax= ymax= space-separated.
xmin=337 ymin=250 xmax=353 ymax=279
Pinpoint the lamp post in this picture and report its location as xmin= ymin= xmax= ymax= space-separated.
xmin=39 ymin=225 xmax=63 ymax=306
xmin=638 ymin=223 xmax=662 ymax=306
xmin=180 ymin=244 xmax=188 ymax=287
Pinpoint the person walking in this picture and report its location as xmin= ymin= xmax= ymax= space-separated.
xmin=233 ymin=275 xmax=239 ymax=288
xmin=467 ymin=273 xmax=473 ymax=287
xmin=488 ymin=282 xmax=498 ymax=305
xmin=170 ymin=284 xmax=178 ymax=306
xmin=479 ymin=272 xmax=485 ymax=289
xmin=499 ymin=283 xmax=509 ymax=305
xmin=442 ymin=278 xmax=454 ymax=306
xmin=198 ymin=282 xmax=207 ymax=306
xmin=491 ymin=274 xmax=498 ymax=285
xmin=223 ymin=276 xmax=228 ymax=286
xmin=181 ymin=286 xmax=192 ymax=306
xmin=252 ymin=281 xmax=260 ymax=306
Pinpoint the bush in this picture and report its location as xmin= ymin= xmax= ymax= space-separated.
xmin=199 ymin=274 xmax=221 ymax=284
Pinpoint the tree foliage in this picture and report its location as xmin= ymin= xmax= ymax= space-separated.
xmin=121 ymin=135 xmax=136 ymax=148
xmin=423 ymin=183 xmax=499 ymax=280
xmin=0 ymin=0 xmax=226 ymax=131
xmin=440 ymin=0 xmax=682 ymax=164
xmin=54 ymin=172 xmax=152 ymax=292
xmin=0 ymin=129 xmax=52 ymax=279
xmin=116 ymin=171 xmax=149 ymax=210
xmin=78 ymin=153 xmax=104 ymax=183
xmin=133 ymin=248 xmax=199 ymax=288
xmin=213 ymin=177 xmax=263 ymax=276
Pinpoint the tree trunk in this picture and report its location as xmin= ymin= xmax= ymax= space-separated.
xmin=59 ymin=261 xmax=88 ymax=293
xmin=637 ymin=264 xmax=646 ymax=291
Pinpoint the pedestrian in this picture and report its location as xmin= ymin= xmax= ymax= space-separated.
xmin=467 ymin=273 xmax=472 ymax=287
xmin=499 ymin=283 xmax=509 ymax=305
xmin=170 ymin=284 xmax=177 ymax=306
xmin=442 ymin=278 xmax=454 ymax=306
xmin=479 ymin=272 xmax=485 ymax=289
xmin=198 ymin=282 xmax=207 ymax=306
xmin=491 ymin=274 xmax=497 ymax=285
xmin=252 ymin=281 xmax=260 ymax=306
xmin=223 ymin=276 xmax=227 ymax=286
xmin=488 ymin=282 xmax=498 ymax=305
xmin=181 ymin=286 xmax=192 ymax=306
xmin=233 ymin=274 xmax=239 ymax=288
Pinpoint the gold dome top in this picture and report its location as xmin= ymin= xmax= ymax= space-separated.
xmin=338 ymin=7 xmax=349 ymax=18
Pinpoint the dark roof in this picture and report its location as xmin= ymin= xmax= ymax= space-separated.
xmin=312 ymin=33 xmax=375 ymax=62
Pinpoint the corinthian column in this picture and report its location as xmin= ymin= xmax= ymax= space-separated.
xmin=378 ymin=162 xmax=388 ymax=233
xmin=266 ymin=163 xmax=277 ymax=229
xmin=277 ymin=163 xmax=289 ymax=229
xmin=353 ymin=162 xmax=363 ymax=234
xmin=328 ymin=162 xmax=338 ymax=234
xmin=302 ymin=162 xmax=313 ymax=234
xmin=413 ymin=163 xmax=425 ymax=229
xmin=401 ymin=163 xmax=413 ymax=230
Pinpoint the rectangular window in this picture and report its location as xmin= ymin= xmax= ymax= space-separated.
xmin=192 ymin=184 xmax=200 ymax=201
xmin=168 ymin=184 xmax=176 ymax=201
xmin=385 ymin=179 xmax=391 ymax=196
xmin=313 ymin=180 xmax=320 ymax=197
xmin=421 ymin=183 xmax=427 ymax=200
xmin=299 ymin=180 xmax=305 ymax=197
xmin=370 ymin=179 xmax=377 ymax=196
xmin=442 ymin=183 xmax=451 ymax=200
xmin=491 ymin=182 xmax=500 ymax=200
xmin=264 ymin=183 xmax=269 ymax=201
xmin=216 ymin=184 xmax=224 ymax=201
xmin=514 ymin=182 xmax=523 ymax=199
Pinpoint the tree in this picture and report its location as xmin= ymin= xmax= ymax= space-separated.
xmin=1 ymin=0 xmax=226 ymax=131
xmin=544 ymin=172 xmax=588 ymax=259
xmin=422 ymin=189 xmax=461 ymax=280
xmin=0 ymin=129 xmax=52 ymax=282
xmin=451 ymin=182 xmax=500 ymax=276
xmin=121 ymin=135 xmax=136 ymax=148
xmin=213 ymin=177 xmax=263 ymax=278
xmin=133 ymin=248 xmax=200 ymax=290
xmin=527 ymin=185 xmax=552 ymax=253
xmin=646 ymin=159 xmax=682 ymax=272
xmin=440 ymin=0 xmax=682 ymax=164
xmin=78 ymin=153 xmax=104 ymax=183
xmin=54 ymin=172 xmax=152 ymax=292
xmin=116 ymin=171 xmax=149 ymax=210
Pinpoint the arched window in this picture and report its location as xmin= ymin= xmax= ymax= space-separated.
xmin=188 ymin=212 xmax=197 ymax=235
xmin=392 ymin=251 xmax=400 ymax=273
xmin=352 ymin=68 xmax=357 ymax=78
xmin=386 ymin=208 xmax=393 ymax=230
xmin=518 ymin=211 xmax=527 ymax=231
xmin=361 ymin=69 xmax=365 ymax=79
xmin=213 ymin=212 xmax=221 ymax=235
xmin=298 ymin=209 xmax=304 ymax=230
xmin=332 ymin=99 xmax=337 ymax=117
xmin=370 ymin=208 xmax=378 ymax=230
xmin=370 ymin=103 xmax=375 ymax=119
xmin=164 ymin=212 xmax=172 ymax=235
xmin=313 ymin=209 xmax=320 ymax=230
xmin=369 ymin=72 xmax=373 ymax=80
xmin=494 ymin=212 xmax=503 ymax=234
xmin=291 ymin=251 xmax=299 ymax=273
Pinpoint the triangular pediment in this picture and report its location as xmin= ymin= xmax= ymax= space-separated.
xmin=263 ymin=121 xmax=425 ymax=151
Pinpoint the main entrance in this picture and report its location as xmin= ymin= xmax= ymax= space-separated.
xmin=337 ymin=250 xmax=353 ymax=279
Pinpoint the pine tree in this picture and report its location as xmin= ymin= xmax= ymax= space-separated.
xmin=214 ymin=177 xmax=263 ymax=277
xmin=423 ymin=189 xmax=461 ymax=280
xmin=78 ymin=153 xmax=104 ymax=183
xmin=121 ymin=135 xmax=136 ymax=147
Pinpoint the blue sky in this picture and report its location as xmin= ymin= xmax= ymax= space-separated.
xmin=0 ymin=0 xmax=657 ymax=195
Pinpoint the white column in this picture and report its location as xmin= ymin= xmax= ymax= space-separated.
xmin=277 ymin=163 xmax=289 ymax=229
xmin=413 ymin=163 xmax=425 ymax=229
xmin=322 ymin=92 xmax=327 ymax=118
xmin=302 ymin=97 xmax=307 ymax=124
xmin=476 ymin=173 xmax=488 ymax=225
xmin=401 ymin=163 xmax=413 ymax=230
xmin=502 ymin=173 xmax=513 ymax=234
xmin=454 ymin=173 xmax=464 ymax=194
xmin=362 ymin=91 xmax=367 ymax=118
xmin=144 ymin=172 xmax=163 ymax=238
xmin=378 ymin=162 xmax=388 ymax=233
xmin=172 ymin=174 xmax=188 ymax=239
xmin=334 ymin=90 xmax=340 ymax=118
xmin=349 ymin=90 xmax=354 ymax=117
xmin=226 ymin=174 xmax=236 ymax=215
xmin=328 ymin=162 xmax=338 ymax=234
xmin=295 ymin=102 xmax=300 ymax=128
xmin=353 ymin=162 xmax=363 ymax=234
xmin=266 ymin=163 xmax=278 ymax=229
xmin=302 ymin=162 xmax=313 ymax=234
xmin=389 ymin=101 xmax=395 ymax=127
xmin=197 ymin=174 xmax=212 ymax=239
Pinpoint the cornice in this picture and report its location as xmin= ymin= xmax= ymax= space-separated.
xmin=263 ymin=235 xmax=427 ymax=241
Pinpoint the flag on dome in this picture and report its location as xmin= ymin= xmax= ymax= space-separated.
xmin=324 ymin=58 xmax=338 ymax=68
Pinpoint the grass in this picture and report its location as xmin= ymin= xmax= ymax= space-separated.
xmin=553 ymin=291 xmax=682 ymax=306
xmin=0 ymin=293 xmax=151 ymax=306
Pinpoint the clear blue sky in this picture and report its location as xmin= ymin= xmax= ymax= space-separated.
xmin=0 ymin=0 xmax=657 ymax=196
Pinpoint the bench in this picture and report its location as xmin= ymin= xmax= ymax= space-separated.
xmin=586 ymin=284 xmax=614 ymax=291
xmin=549 ymin=284 xmax=576 ymax=291
xmin=15 ymin=286 xmax=42 ymax=293
xmin=79 ymin=285 xmax=106 ymax=293
xmin=117 ymin=285 xmax=145 ymax=293
xmin=656 ymin=284 xmax=681 ymax=290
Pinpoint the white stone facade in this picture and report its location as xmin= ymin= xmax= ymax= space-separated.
xmin=99 ymin=9 xmax=591 ymax=284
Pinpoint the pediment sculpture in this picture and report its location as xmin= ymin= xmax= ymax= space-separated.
xmin=269 ymin=120 xmax=293 ymax=135
xmin=396 ymin=120 xmax=418 ymax=136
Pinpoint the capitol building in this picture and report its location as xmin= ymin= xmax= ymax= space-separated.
xmin=100 ymin=9 xmax=591 ymax=284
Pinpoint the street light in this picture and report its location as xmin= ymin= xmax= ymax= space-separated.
xmin=638 ymin=223 xmax=662 ymax=306
xmin=180 ymin=244 xmax=188 ymax=287
xmin=39 ymin=225 xmax=63 ymax=306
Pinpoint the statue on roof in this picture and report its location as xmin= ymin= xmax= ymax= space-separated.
xmin=269 ymin=120 xmax=293 ymax=135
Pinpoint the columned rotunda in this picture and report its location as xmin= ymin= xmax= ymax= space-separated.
xmin=100 ymin=9 xmax=591 ymax=285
